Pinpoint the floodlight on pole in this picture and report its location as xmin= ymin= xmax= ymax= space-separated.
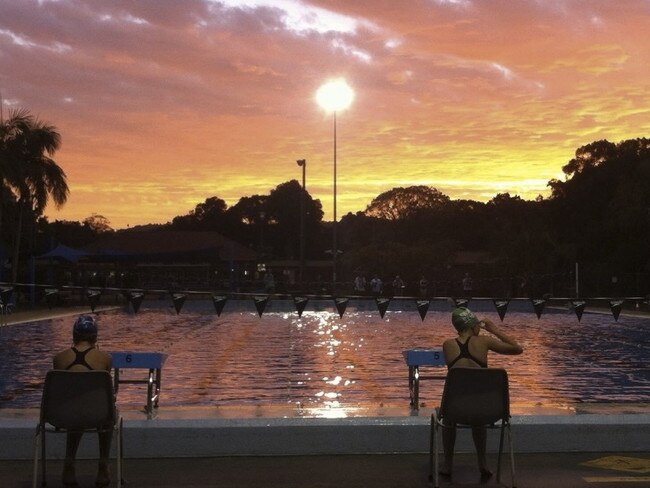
xmin=316 ymin=78 xmax=354 ymax=291
xmin=296 ymin=159 xmax=306 ymax=287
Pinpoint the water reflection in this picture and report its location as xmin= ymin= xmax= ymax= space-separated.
xmin=0 ymin=305 xmax=649 ymax=415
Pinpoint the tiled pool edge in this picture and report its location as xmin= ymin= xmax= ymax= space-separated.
xmin=2 ymin=414 xmax=648 ymax=459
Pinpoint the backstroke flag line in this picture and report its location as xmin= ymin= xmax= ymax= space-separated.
xmin=254 ymin=295 xmax=269 ymax=317
xmin=416 ymin=299 xmax=430 ymax=321
xmin=87 ymin=288 xmax=102 ymax=312
xmin=453 ymin=297 xmax=469 ymax=308
xmin=335 ymin=297 xmax=349 ymax=318
xmin=293 ymin=296 xmax=309 ymax=317
xmin=609 ymin=299 xmax=624 ymax=321
xmin=2 ymin=281 xmax=638 ymax=322
xmin=492 ymin=299 xmax=510 ymax=321
xmin=571 ymin=299 xmax=587 ymax=322
xmin=172 ymin=293 xmax=186 ymax=314
xmin=129 ymin=290 xmax=145 ymax=314
xmin=376 ymin=297 xmax=390 ymax=319
xmin=212 ymin=295 xmax=227 ymax=316
xmin=45 ymin=288 xmax=58 ymax=309
xmin=531 ymin=298 xmax=546 ymax=319
xmin=0 ymin=286 xmax=13 ymax=306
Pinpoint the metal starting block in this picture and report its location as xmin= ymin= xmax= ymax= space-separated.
xmin=111 ymin=352 xmax=168 ymax=419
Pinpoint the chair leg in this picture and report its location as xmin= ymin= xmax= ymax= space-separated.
xmin=507 ymin=424 xmax=516 ymax=488
xmin=497 ymin=422 xmax=505 ymax=483
xmin=116 ymin=418 xmax=123 ymax=487
xmin=32 ymin=427 xmax=41 ymax=488
xmin=429 ymin=412 xmax=440 ymax=488
xmin=434 ymin=422 xmax=440 ymax=488
xmin=428 ymin=414 xmax=434 ymax=482
xmin=41 ymin=428 xmax=47 ymax=486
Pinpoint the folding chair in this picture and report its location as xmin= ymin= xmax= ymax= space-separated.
xmin=32 ymin=370 xmax=123 ymax=487
xmin=429 ymin=367 xmax=515 ymax=487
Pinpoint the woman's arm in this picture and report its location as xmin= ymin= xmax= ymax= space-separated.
xmin=480 ymin=319 xmax=523 ymax=355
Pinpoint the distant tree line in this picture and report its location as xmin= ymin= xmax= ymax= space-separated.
xmin=2 ymin=107 xmax=649 ymax=297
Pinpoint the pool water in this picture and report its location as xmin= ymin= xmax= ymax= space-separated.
xmin=1 ymin=299 xmax=649 ymax=413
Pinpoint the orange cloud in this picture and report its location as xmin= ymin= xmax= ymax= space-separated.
xmin=1 ymin=0 xmax=649 ymax=228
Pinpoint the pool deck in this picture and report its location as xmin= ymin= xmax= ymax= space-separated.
xmin=3 ymin=451 xmax=650 ymax=488
xmin=2 ymin=306 xmax=649 ymax=487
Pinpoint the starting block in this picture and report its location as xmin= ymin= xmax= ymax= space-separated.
xmin=402 ymin=349 xmax=446 ymax=409
xmin=111 ymin=351 xmax=168 ymax=419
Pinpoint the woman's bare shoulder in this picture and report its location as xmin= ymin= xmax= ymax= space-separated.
xmin=52 ymin=348 xmax=72 ymax=368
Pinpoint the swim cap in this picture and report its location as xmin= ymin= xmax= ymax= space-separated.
xmin=451 ymin=307 xmax=479 ymax=332
xmin=73 ymin=315 xmax=97 ymax=336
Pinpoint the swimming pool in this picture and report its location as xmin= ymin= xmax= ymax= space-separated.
xmin=1 ymin=299 xmax=649 ymax=414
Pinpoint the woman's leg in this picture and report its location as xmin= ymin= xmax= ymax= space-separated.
xmin=96 ymin=431 xmax=113 ymax=487
xmin=63 ymin=432 xmax=83 ymax=486
xmin=441 ymin=425 xmax=456 ymax=475
xmin=472 ymin=426 xmax=492 ymax=481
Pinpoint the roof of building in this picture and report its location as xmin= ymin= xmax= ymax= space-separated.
xmin=82 ymin=230 xmax=257 ymax=262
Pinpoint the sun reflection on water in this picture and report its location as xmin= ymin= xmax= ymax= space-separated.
xmin=1 ymin=303 xmax=648 ymax=416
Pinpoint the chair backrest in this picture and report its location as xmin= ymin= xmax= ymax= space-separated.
xmin=40 ymin=370 xmax=115 ymax=430
xmin=439 ymin=368 xmax=510 ymax=426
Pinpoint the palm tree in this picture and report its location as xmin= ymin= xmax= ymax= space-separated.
xmin=0 ymin=108 xmax=69 ymax=282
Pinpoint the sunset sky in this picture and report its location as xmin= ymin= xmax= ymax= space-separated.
xmin=2 ymin=0 xmax=650 ymax=229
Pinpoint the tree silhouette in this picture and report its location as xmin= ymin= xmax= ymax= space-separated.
xmin=364 ymin=185 xmax=450 ymax=220
xmin=0 ymin=108 xmax=68 ymax=281
xmin=172 ymin=196 xmax=228 ymax=230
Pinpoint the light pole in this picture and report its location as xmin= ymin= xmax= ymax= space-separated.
xmin=296 ymin=159 xmax=306 ymax=288
xmin=316 ymin=79 xmax=354 ymax=291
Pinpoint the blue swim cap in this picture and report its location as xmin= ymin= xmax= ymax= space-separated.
xmin=73 ymin=315 xmax=97 ymax=337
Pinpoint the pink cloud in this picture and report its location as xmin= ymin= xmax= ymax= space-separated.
xmin=1 ymin=0 xmax=649 ymax=228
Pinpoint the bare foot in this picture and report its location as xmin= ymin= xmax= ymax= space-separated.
xmin=480 ymin=468 xmax=493 ymax=483
xmin=96 ymin=462 xmax=111 ymax=487
xmin=439 ymin=464 xmax=452 ymax=479
xmin=62 ymin=461 xmax=79 ymax=487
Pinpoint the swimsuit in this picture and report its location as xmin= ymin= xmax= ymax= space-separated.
xmin=446 ymin=337 xmax=487 ymax=368
xmin=65 ymin=347 xmax=95 ymax=370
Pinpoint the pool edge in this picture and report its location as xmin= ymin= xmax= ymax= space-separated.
xmin=2 ymin=413 xmax=649 ymax=459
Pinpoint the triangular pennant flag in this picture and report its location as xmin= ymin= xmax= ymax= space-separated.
xmin=253 ymin=295 xmax=269 ymax=317
xmin=453 ymin=297 xmax=470 ymax=308
xmin=0 ymin=286 xmax=13 ymax=305
xmin=492 ymin=299 xmax=510 ymax=322
xmin=129 ymin=291 xmax=145 ymax=314
xmin=416 ymin=299 xmax=430 ymax=321
xmin=45 ymin=288 xmax=59 ymax=309
xmin=609 ymin=299 xmax=624 ymax=322
xmin=172 ymin=293 xmax=187 ymax=314
xmin=334 ymin=297 xmax=349 ymax=318
xmin=87 ymin=288 xmax=102 ymax=312
xmin=293 ymin=296 xmax=309 ymax=317
xmin=531 ymin=298 xmax=546 ymax=319
xmin=376 ymin=297 xmax=391 ymax=319
xmin=571 ymin=299 xmax=586 ymax=322
xmin=212 ymin=295 xmax=227 ymax=316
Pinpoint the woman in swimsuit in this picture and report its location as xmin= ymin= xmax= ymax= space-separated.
xmin=53 ymin=315 xmax=112 ymax=488
xmin=441 ymin=307 xmax=523 ymax=483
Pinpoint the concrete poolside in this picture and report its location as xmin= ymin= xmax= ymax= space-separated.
xmin=2 ymin=405 xmax=649 ymax=487
xmin=3 ymin=451 xmax=650 ymax=488
xmin=2 ymin=306 xmax=649 ymax=486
